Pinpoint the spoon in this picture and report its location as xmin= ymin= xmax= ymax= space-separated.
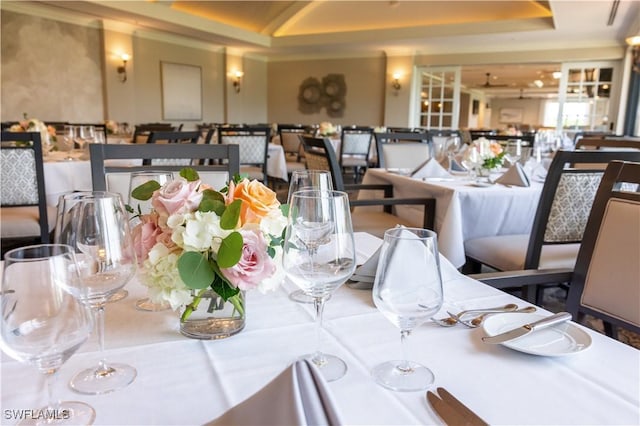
xmin=453 ymin=306 xmax=537 ymax=328
xmin=432 ymin=303 xmax=518 ymax=327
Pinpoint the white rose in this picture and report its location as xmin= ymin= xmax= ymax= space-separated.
xmin=260 ymin=209 xmax=287 ymax=237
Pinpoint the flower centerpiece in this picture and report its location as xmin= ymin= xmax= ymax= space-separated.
xmin=464 ymin=137 xmax=505 ymax=176
xmin=318 ymin=121 xmax=338 ymax=137
xmin=105 ymin=120 xmax=119 ymax=135
xmin=130 ymin=168 xmax=287 ymax=339
xmin=8 ymin=114 xmax=57 ymax=154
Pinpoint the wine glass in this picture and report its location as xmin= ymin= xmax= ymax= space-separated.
xmin=59 ymin=125 xmax=76 ymax=161
xmin=503 ymin=140 xmax=522 ymax=167
xmin=0 ymin=244 xmax=95 ymax=425
xmin=53 ymin=191 xmax=137 ymax=395
xmin=127 ymin=170 xmax=173 ymax=312
xmin=461 ymin=145 xmax=481 ymax=180
xmin=282 ymin=190 xmax=356 ymax=382
xmin=371 ymin=227 xmax=443 ymax=392
xmin=286 ymin=170 xmax=334 ymax=304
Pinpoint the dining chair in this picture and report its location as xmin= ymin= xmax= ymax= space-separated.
xmin=1 ymin=131 xmax=56 ymax=254
xmin=575 ymin=137 xmax=640 ymax=150
xmin=464 ymin=149 xmax=640 ymax=303
xmin=218 ymin=126 xmax=271 ymax=185
xmin=339 ymin=125 xmax=374 ymax=183
xmin=300 ymin=135 xmax=435 ymax=238
xmin=373 ymin=131 xmax=432 ymax=170
xmin=131 ymin=123 xmax=176 ymax=144
xmin=471 ymin=160 xmax=640 ymax=339
xmin=89 ymin=143 xmax=240 ymax=200
xmin=146 ymin=130 xmax=200 ymax=145
xmin=277 ymin=124 xmax=307 ymax=177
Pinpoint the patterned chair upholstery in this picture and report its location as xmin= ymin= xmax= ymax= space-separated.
xmin=339 ymin=126 xmax=374 ymax=182
xmin=218 ymin=126 xmax=271 ymax=184
xmin=1 ymin=132 xmax=55 ymax=249
xmin=464 ymin=149 xmax=640 ymax=302
xmin=143 ymin=130 xmax=201 ymax=167
xmin=300 ymin=136 xmax=435 ymax=238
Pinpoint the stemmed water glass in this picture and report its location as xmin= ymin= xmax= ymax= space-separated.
xmin=371 ymin=227 xmax=443 ymax=392
xmin=0 ymin=244 xmax=95 ymax=425
xmin=59 ymin=125 xmax=76 ymax=161
xmin=286 ymin=170 xmax=334 ymax=304
xmin=127 ymin=170 xmax=174 ymax=312
xmin=53 ymin=191 xmax=137 ymax=395
xmin=282 ymin=190 xmax=356 ymax=382
xmin=503 ymin=140 xmax=522 ymax=167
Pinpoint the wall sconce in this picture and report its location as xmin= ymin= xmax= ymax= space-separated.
xmin=626 ymin=35 xmax=640 ymax=73
xmin=232 ymin=70 xmax=243 ymax=93
xmin=391 ymin=72 xmax=402 ymax=91
xmin=117 ymin=53 xmax=130 ymax=83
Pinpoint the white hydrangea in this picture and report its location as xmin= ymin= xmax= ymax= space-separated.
xmin=141 ymin=243 xmax=192 ymax=310
xmin=170 ymin=211 xmax=232 ymax=252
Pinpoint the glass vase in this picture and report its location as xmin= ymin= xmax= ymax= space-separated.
xmin=179 ymin=290 xmax=245 ymax=340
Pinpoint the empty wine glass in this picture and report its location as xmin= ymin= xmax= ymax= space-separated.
xmin=0 ymin=244 xmax=95 ymax=425
xmin=371 ymin=227 xmax=443 ymax=392
xmin=59 ymin=125 xmax=76 ymax=161
xmin=503 ymin=140 xmax=522 ymax=166
xmin=286 ymin=170 xmax=334 ymax=305
xmin=283 ymin=190 xmax=356 ymax=381
xmin=54 ymin=191 xmax=137 ymax=395
xmin=127 ymin=170 xmax=173 ymax=312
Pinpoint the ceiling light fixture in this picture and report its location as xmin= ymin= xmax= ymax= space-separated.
xmin=533 ymin=79 xmax=544 ymax=88
xmin=552 ymin=71 xmax=562 ymax=79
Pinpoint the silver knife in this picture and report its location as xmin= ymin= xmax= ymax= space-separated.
xmin=427 ymin=391 xmax=472 ymax=426
xmin=437 ymin=388 xmax=489 ymax=426
xmin=482 ymin=311 xmax=572 ymax=344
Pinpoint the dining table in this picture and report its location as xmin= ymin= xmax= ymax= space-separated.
xmin=1 ymin=232 xmax=638 ymax=425
xmin=42 ymin=143 xmax=288 ymax=206
xmin=358 ymin=168 xmax=544 ymax=268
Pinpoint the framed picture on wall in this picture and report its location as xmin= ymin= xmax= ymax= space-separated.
xmin=161 ymin=62 xmax=202 ymax=120
xmin=472 ymin=99 xmax=479 ymax=115
xmin=499 ymin=107 xmax=523 ymax=123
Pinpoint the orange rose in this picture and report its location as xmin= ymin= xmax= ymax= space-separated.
xmin=227 ymin=179 xmax=280 ymax=225
xmin=489 ymin=142 xmax=503 ymax=156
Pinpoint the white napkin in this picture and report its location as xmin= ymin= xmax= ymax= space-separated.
xmin=494 ymin=163 xmax=530 ymax=187
xmin=207 ymin=359 xmax=343 ymax=426
xmin=350 ymin=245 xmax=382 ymax=284
xmin=411 ymin=158 xmax=453 ymax=179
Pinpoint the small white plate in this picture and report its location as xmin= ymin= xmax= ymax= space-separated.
xmin=482 ymin=313 xmax=592 ymax=356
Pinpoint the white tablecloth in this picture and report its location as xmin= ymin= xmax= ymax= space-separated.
xmin=359 ymin=169 xmax=544 ymax=268
xmin=1 ymin=233 xmax=638 ymax=425
xmin=43 ymin=145 xmax=288 ymax=207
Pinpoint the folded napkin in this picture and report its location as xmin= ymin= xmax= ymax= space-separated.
xmin=350 ymin=245 xmax=382 ymax=285
xmin=494 ymin=163 xmax=530 ymax=187
xmin=207 ymin=359 xmax=343 ymax=426
xmin=411 ymin=158 xmax=453 ymax=179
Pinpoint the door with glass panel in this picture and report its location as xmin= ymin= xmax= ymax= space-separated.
xmin=556 ymin=61 xmax=621 ymax=133
xmin=413 ymin=66 xmax=461 ymax=130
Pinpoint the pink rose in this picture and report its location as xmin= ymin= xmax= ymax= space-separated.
xmin=220 ymin=229 xmax=276 ymax=291
xmin=132 ymin=214 xmax=163 ymax=264
xmin=151 ymin=178 xmax=203 ymax=217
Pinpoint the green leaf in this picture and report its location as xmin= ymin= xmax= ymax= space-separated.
xmin=217 ymin=231 xmax=243 ymax=268
xmin=180 ymin=167 xmax=200 ymax=182
xmin=220 ymin=199 xmax=242 ymax=230
xmin=210 ymin=264 xmax=240 ymax=300
xmin=131 ymin=180 xmax=161 ymax=201
xmin=198 ymin=189 xmax=226 ymax=215
xmin=177 ymin=252 xmax=215 ymax=289
xmin=280 ymin=204 xmax=289 ymax=217
xmin=267 ymin=246 xmax=275 ymax=258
